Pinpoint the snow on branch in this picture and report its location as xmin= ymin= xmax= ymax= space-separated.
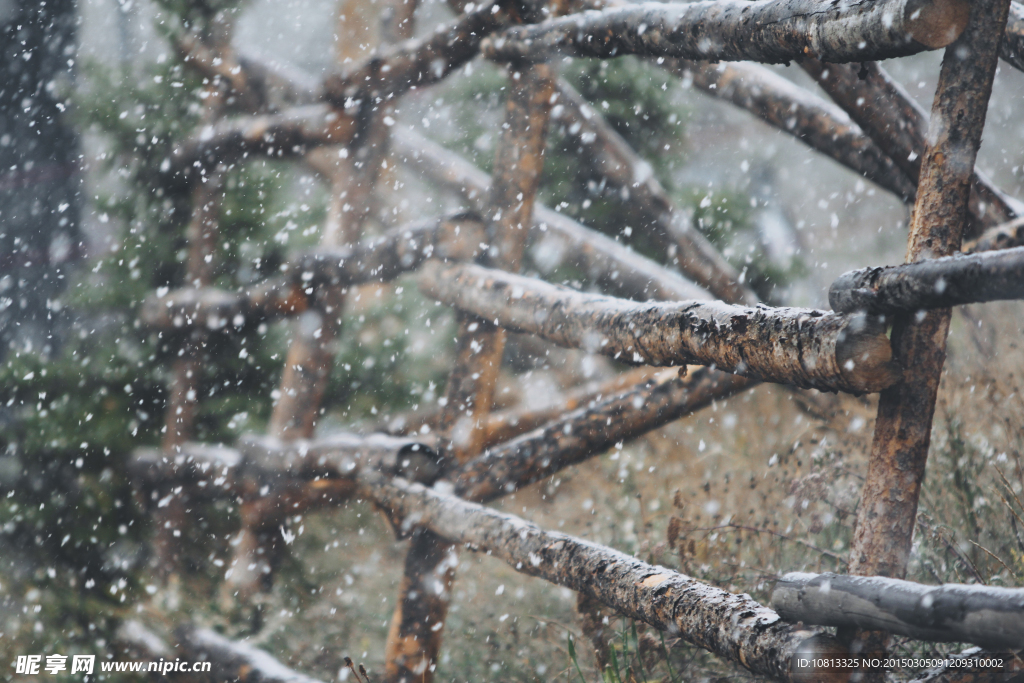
xmin=772 ymin=572 xmax=1024 ymax=650
xmin=483 ymin=0 xmax=970 ymax=65
xmin=829 ymin=245 xmax=1024 ymax=314
xmin=418 ymin=261 xmax=901 ymax=394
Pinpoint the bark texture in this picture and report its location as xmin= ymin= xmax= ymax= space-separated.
xmin=668 ymin=60 xmax=916 ymax=202
xmin=555 ymin=80 xmax=755 ymax=304
xmin=367 ymin=477 xmax=849 ymax=683
xmin=800 ymin=59 xmax=1020 ymax=234
xmin=452 ymin=367 xmax=753 ymax=502
xmin=483 ymin=0 xmax=970 ymax=64
xmin=772 ymin=572 xmax=1024 ymax=650
xmin=420 ymin=262 xmax=900 ymax=394
xmin=393 ymin=128 xmax=712 ymax=302
xmin=829 ymin=246 xmax=1024 ymax=314
xmin=850 ymin=0 xmax=1011 ymax=581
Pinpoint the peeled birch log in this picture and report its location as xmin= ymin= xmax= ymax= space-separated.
xmin=829 ymin=246 xmax=1024 ymax=314
xmin=452 ymin=367 xmax=753 ymax=501
xmin=554 ymin=81 xmax=755 ymax=305
xmin=482 ymin=0 xmax=970 ymax=65
xmin=177 ymin=625 xmax=327 ymax=683
xmin=364 ymin=476 xmax=847 ymax=683
xmin=1001 ymin=2 xmax=1024 ymax=73
xmin=393 ymin=128 xmax=712 ymax=302
xmin=419 ymin=262 xmax=900 ymax=394
xmin=668 ymin=60 xmax=917 ymax=202
xmin=771 ymin=572 xmax=1024 ymax=649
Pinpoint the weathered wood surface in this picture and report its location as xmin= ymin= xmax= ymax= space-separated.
xmin=772 ymin=572 xmax=1024 ymax=650
xmin=829 ymin=246 xmax=1024 ymax=314
xmin=800 ymin=59 xmax=1020 ymax=233
xmin=850 ymin=0 xmax=1011 ymax=582
xmin=1002 ymin=2 xmax=1024 ymax=73
xmin=555 ymin=80 xmax=754 ymax=304
xmin=669 ymin=60 xmax=916 ymax=202
xmin=483 ymin=0 xmax=970 ymax=65
xmin=393 ymin=128 xmax=712 ymax=302
xmin=419 ymin=262 xmax=900 ymax=394
xmin=452 ymin=367 xmax=753 ymax=502
xmin=177 ymin=624 xmax=328 ymax=683
xmin=365 ymin=476 xmax=848 ymax=683
xmin=965 ymin=217 xmax=1024 ymax=254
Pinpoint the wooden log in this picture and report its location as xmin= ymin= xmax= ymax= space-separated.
xmin=419 ymin=261 xmax=900 ymax=394
xmin=668 ymin=60 xmax=917 ymax=203
xmin=829 ymin=246 xmax=1024 ymax=314
xmin=139 ymin=279 xmax=308 ymax=332
xmin=177 ymin=624 xmax=327 ymax=683
xmin=139 ymin=213 xmax=487 ymax=333
xmin=1001 ymin=2 xmax=1024 ymax=73
xmin=850 ymin=0 xmax=1011 ymax=581
xmin=385 ymin=61 xmax=557 ymax=683
xmin=163 ymin=105 xmax=357 ymax=189
xmin=554 ymin=80 xmax=755 ymax=305
xmin=364 ymin=476 xmax=849 ymax=683
xmin=393 ymin=128 xmax=712 ymax=302
xmin=482 ymin=0 xmax=970 ymax=65
xmin=965 ymin=216 xmax=1024 ymax=254
xmin=799 ymin=59 xmax=1021 ymax=234
xmin=322 ymin=0 xmax=522 ymax=108
xmin=452 ymin=367 xmax=753 ymax=502
xmin=771 ymin=572 xmax=1024 ymax=650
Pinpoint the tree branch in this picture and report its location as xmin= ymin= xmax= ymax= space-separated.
xmin=483 ymin=0 xmax=970 ymax=65
xmin=772 ymin=572 xmax=1024 ymax=650
xmin=829 ymin=245 xmax=1024 ymax=314
xmin=419 ymin=261 xmax=900 ymax=394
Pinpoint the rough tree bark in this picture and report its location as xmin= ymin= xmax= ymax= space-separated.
xmin=366 ymin=476 xmax=849 ymax=683
xmin=483 ymin=0 xmax=970 ymax=65
xmin=451 ymin=367 xmax=753 ymax=502
xmin=847 ymin=0 xmax=1011 ymax=677
xmin=829 ymin=246 xmax=1024 ymax=314
xmin=392 ymin=128 xmax=713 ymax=302
xmin=771 ymin=572 xmax=1024 ymax=650
xmin=666 ymin=60 xmax=917 ymax=202
xmin=799 ymin=59 xmax=1020 ymax=234
xmin=554 ymin=80 xmax=755 ymax=304
xmin=849 ymin=0 xmax=1010 ymax=581
xmin=420 ymin=262 xmax=900 ymax=394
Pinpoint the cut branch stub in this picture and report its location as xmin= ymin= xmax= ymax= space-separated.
xmin=772 ymin=572 xmax=1024 ymax=650
xmin=419 ymin=262 xmax=900 ymax=394
xmin=365 ymin=476 xmax=849 ymax=683
xmin=829 ymin=246 xmax=1024 ymax=314
xmin=452 ymin=367 xmax=754 ymax=502
xmin=483 ymin=0 xmax=970 ymax=65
